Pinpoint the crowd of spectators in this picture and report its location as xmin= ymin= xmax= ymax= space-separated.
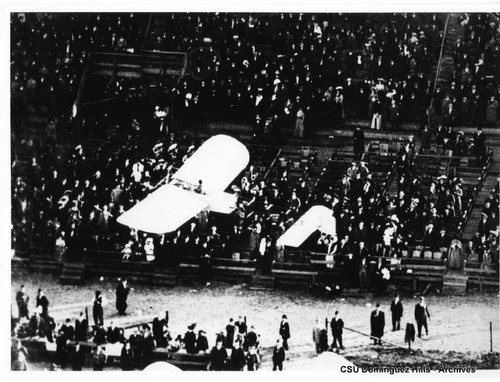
xmin=10 ymin=13 xmax=499 ymax=279
xmin=12 ymin=285 xmax=271 ymax=371
xmin=469 ymin=186 xmax=500 ymax=268
xmin=435 ymin=13 xmax=500 ymax=127
xmin=155 ymin=13 xmax=445 ymax=132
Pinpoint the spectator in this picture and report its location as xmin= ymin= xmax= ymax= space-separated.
xmin=208 ymin=340 xmax=227 ymax=371
xmin=70 ymin=342 xmax=85 ymax=371
xmin=92 ymin=345 xmax=107 ymax=371
xmin=115 ymin=278 xmax=130 ymax=315
xmin=370 ymin=303 xmax=385 ymax=345
xmin=36 ymin=289 xmax=49 ymax=319
xmin=329 ymin=311 xmax=344 ymax=350
xmin=15 ymin=284 xmax=29 ymax=320
xmin=272 ymin=338 xmax=286 ymax=371
xmin=92 ymin=291 xmax=104 ymax=327
xmin=278 ymin=314 xmax=290 ymax=351
xmin=390 ymin=294 xmax=404 ymax=331
xmin=120 ymin=341 xmax=134 ymax=371
xmin=414 ymin=296 xmax=430 ymax=338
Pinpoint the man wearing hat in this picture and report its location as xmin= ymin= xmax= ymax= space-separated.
xmin=279 ymin=314 xmax=290 ymax=350
xmin=115 ymin=278 xmax=130 ymax=316
xmin=184 ymin=323 xmax=197 ymax=354
xmin=196 ymin=330 xmax=209 ymax=353
xmin=272 ymin=338 xmax=286 ymax=371
xmin=36 ymin=288 xmax=50 ymax=319
xmin=414 ymin=297 xmax=430 ymax=338
xmin=370 ymin=303 xmax=385 ymax=345
xmin=330 ymin=311 xmax=344 ymax=349
xmin=16 ymin=284 xmax=29 ymax=320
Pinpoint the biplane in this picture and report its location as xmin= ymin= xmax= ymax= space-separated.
xmin=276 ymin=205 xmax=336 ymax=247
xmin=117 ymin=135 xmax=250 ymax=234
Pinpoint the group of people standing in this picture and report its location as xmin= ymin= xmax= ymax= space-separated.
xmin=370 ymin=295 xmax=431 ymax=346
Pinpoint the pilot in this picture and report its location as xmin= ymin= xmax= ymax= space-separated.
xmin=194 ymin=179 xmax=203 ymax=194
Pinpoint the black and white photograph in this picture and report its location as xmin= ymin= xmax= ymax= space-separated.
xmin=5 ymin=1 xmax=500 ymax=375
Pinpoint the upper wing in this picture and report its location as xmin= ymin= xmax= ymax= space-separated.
xmin=172 ymin=135 xmax=250 ymax=193
xmin=277 ymin=206 xmax=336 ymax=247
xmin=116 ymin=184 xmax=208 ymax=234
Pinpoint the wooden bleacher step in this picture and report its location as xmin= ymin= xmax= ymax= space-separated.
xmin=30 ymin=257 xmax=63 ymax=275
xmin=11 ymin=257 xmax=29 ymax=273
xmin=59 ymin=262 xmax=85 ymax=285
xmin=249 ymin=274 xmax=275 ymax=291
xmin=442 ymin=271 xmax=468 ymax=296
xmin=152 ymin=270 xmax=177 ymax=287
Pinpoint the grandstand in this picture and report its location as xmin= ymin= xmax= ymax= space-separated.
xmin=10 ymin=12 xmax=500 ymax=371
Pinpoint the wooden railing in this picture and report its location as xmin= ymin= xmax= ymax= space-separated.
xmin=429 ymin=14 xmax=451 ymax=117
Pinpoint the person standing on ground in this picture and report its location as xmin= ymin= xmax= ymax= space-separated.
xmin=272 ymin=338 xmax=286 ymax=371
xmin=93 ymin=291 xmax=104 ymax=327
xmin=16 ymin=284 xmax=29 ymax=320
xmin=352 ymin=126 xmax=365 ymax=160
xmin=414 ymin=296 xmax=430 ymax=338
xmin=390 ymin=294 xmax=404 ymax=331
xmin=115 ymin=279 xmax=130 ymax=315
xmin=370 ymin=303 xmax=385 ymax=345
xmin=279 ymin=314 xmax=290 ymax=351
xmin=225 ymin=318 xmax=235 ymax=349
xmin=312 ymin=318 xmax=322 ymax=354
xmin=330 ymin=311 xmax=344 ymax=349
xmin=36 ymin=289 xmax=49 ymax=319
xmin=184 ymin=323 xmax=197 ymax=354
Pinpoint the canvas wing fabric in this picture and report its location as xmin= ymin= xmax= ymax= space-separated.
xmin=172 ymin=134 xmax=250 ymax=193
xmin=116 ymin=184 xmax=208 ymax=234
xmin=277 ymin=206 xmax=336 ymax=247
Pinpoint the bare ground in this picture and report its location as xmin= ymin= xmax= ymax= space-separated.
xmin=11 ymin=270 xmax=500 ymax=370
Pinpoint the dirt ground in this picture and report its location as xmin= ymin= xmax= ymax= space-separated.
xmin=11 ymin=270 xmax=500 ymax=370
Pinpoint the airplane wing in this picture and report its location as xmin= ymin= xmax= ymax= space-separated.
xmin=276 ymin=206 xmax=336 ymax=247
xmin=116 ymin=184 xmax=208 ymax=234
xmin=172 ymin=135 xmax=250 ymax=193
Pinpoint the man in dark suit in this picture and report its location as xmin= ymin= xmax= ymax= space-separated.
xmin=16 ymin=284 xmax=29 ymax=320
xmin=279 ymin=314 xmax=290 ymax=350
xmin=370 ymin=303 xmax=385 ymax=345
xmin=93 ymin=323 xmax=107 ymax=345
xmin=330 ymin=311 xmax=344 ymax=349
xmin=75 ymin=312 xmax=88 ymax=341
xmin=115 ymin=279 xmax=130 ymax=315
xmin=61 ymin=318 xmax=75 ymax=340
xmin=235 ymin=316 xmax=247 ymax=344
xmin=36 ymin=289 xmax=50 ymax=319
xmin=473 ymin=126 xmax=486 ymax=162
xmin=390 ymin=295 xmax=404 ymax=331
xmin=414 ymin=296 xmax=430 ymax=338
xmin=245 ymin=325 xmax=259 ymax=351
xmin=272 ymin=338 xmax=286 ymax=371
xmin=183 ymin=323 xmax=197 ymax=354
xmin=353 ymin=126 xmax=365 ymax=159
xmin=225 ymin=318 xmax=235 ymax=348
xmin=209 ymin=340 xmax=227 ymax=371
xmin=70 ymin=342 xmax=85 ymax=371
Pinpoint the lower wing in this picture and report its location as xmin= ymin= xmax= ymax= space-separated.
xmin=116 ymin=184 xmax=208 ymax=234
xmin=277 ymin=206 xmax=336 ymax=247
